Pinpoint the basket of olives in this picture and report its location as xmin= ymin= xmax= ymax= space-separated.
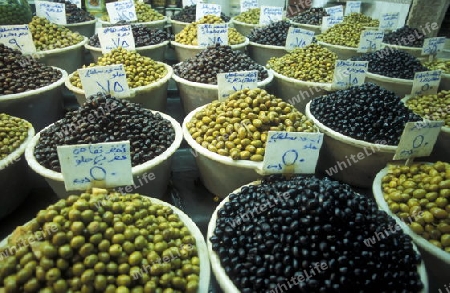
xmin=98 ymin=2 xmax=167 ymax=29
xmin=230 ymin=8 xmax=263 ymax=37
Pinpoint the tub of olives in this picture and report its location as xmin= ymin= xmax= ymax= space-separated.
xmin=289 ymin=21 xmax=321 ymax=34
xmin=421 ymin=58 xmax=450 ymax=91
xmin=381 ymin=43 xmax=423 ymax=58
xmin=98 ymin=17 xmax=168 ymax=29
xmin=230 ymin=17 xmax=262 ymax=37
xmin=63 ymin=18 xmax=97 ymax=38
xmin=170 ymin=18 xmax=191 ymax=35
xmin=365 ymin=71 xmax=414 ymax=99
xmin=316 ymin=40 xmax=362 ymax=60
xmin=247 ymin=41 xmax=288 ymax=66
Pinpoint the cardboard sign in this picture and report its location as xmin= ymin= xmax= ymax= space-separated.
xmin=57 ymin=141 xmax=134 ymax=191
xmin=217 ymin=70 xmax=258 ymax=101
xmin=345 ymin=1 xmax=361 ymax=15
xmin=394 ymin=121 xmax=444 ymax=160
xmin=0 ymin=25 xmax=36 ymax=54
xmin=357 ymin=30 xmax=384 ymax=52
xmin=421 ymin=37 xmax=446 ymax=56
xmin=259 ymin=6 xmax=283 ymax=26
xmin=262 ymin=132 xmax=324 ymax=174
xmin=332 ymin=60 xmax=368 ymax=89
xmin=197 ymin=23 xmax=228 ymax=48
xmin=67 ymin=0 xmax=82 ymax=8
xmin=411 ymin=70 xmax=441 ymax=96
xmin=98 ymin=25 xmax=135 ymax=53
xmin=106 ymin=0 xmax=137 ymax=24
xmin=324 ymin=5 xmax=344 ymax=17
xmin=35 ymin=1 xmax=66 ymax=25
xmin=321 ymin=16 xmax=344 ymax=32
xmin=196 ymin=3 xmax=221 ymax=20
xmin=240 ymin=0 xmax=258 ymax=13
xmin=379 ymin=12 xmax=399 ymax=31
xmin=285 ymin=27 xmax=314 ymax=51
xmin=78 ymin=65 xmax=131 ymax=98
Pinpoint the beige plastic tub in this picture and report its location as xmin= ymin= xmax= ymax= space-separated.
xmin=230 ymin=17 xmax=261 ymax=36
xmin=98 ymin=17 xmax=167 ymax=29
xmin=85 ymin=40 xmax=169 ymax=62
xmin=289 ymin=21 xmax=321 ymax=34
xmin=247 ymin=41 xmax=287 ymax=66
xmin=381 ymin=43 xmax=423 ymax=58
xmin=63 ymin=19 xmax=97 ymax=37
xmin=169 ymin=18 xmax=189 ymax=35
xmin=366 ymin=72 xmax=413 ymax=98
xmin=316 ymin=40 xmax=361 ymax=60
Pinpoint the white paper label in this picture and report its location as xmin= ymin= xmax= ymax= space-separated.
xmin=259 ymin=6 xmax=283 ymax=26
xmin=357 ymin=30 xmax=384 ymax=52
xmin=98 ymin=25 xmax=135 ymax=53
xmin=421 ymin=37 xmax=446 ymax=56
xmin=57 ymin=141 xmax=134 ymax=191
xmin=197 ymin=23 xmax=228 ymax=48
xmin=196 ymin=3 xmax=221 ymax=20
xmin=394 ymin=121 xmax=444 ymax=160
xmin=35 ymin=1 xmax=66 ymax=25
xmin=379 ymin=12 xmax=399 ymax=31
xmin=285 ymin=27 xmax=314 ymax=51
xmin=106 ymin=0 xmax=137 ymax=24
xmin=78 ymin=65 xmax=131 ymax=98
xmin=240 ymin=0 xmax=258 ymax=13
xmin=67 ymin=0 xmax=81 ymax=8
xmin=332 ymin=60 xmax=368 ymax=89
xmin=217 ymin=70 xmax=258 ymax=101
xmin=262 ymin=132 xmax=324 ymax=174
xmin=183 ymin=0 xmax=197 ymax=7
xmin=0 ymin=25 xmax=36 ymax=54
xmin=411 ymin=70 xmax=441 ymax=96
xmin=321 ymin=16 xmax=344 ymax=32
xmin=324 ymin=5 xmax=344 ymax=17
xmin=345 ymin=1 xmax=361 ymax=15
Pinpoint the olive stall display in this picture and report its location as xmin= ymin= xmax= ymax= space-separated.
xmin=207 ymin=175 xmax=427 ymax=293
xmin=288 ymin=7 xmax=329 ymax=34
xmin=382 ymin=26 xmax=427 ymax=58
xmin=0 ymin=0 xmax=32 ymax=25
xmin=47 ymin=0 xmax=96 ymax=37
xmin=306 ymin=82 xmax=423 ymax=187
xmin=230 ymin=8 xmax=262 ymax=37
xmin=66 ymin=47 xmax=172 ymax=111
xmin=0 ymin=190 xmax=205 ymax=293
xmin=170 ymin=4 xmax=231 ymax=34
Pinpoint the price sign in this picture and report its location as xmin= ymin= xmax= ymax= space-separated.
xmin=345 ymin=1 xmax=361 ymax=15
xmin=411 ymin=70 xmax=441 ymax=96
xmin=259 ymin=6 xmax=283 ymax=26
xmin=197 ymin=23 xmax=228 ymax=48
xmin=0 ymin=25 xmax=36 ymax=54
xmin=421 ymin=37 xmax=446 ymax=56
xmin=262 ymin=132 xmax=323 ymax=174
xmin=98 ymin=25 xmax=135 ymax=53
xmin=321 ymin=16 xmax=344 ymax=32
xmin=57 ymin=141 xmax=134 ymax=191
xmin=196 ymin=3 xmax=221 ymax=20
xmin=285 ymin=27 xmax=314 ymax=51
xmin=78 ymin=65 xmax=131 ymax=98
xmin=379 ymin=12 xmax=399 ymax=31
xmin=106 ymin=0 xmax=137 ymax=24
xmin=67 ymin=0 xmax=81 ymax=8
xmin=35 ymin=1 xmax=66 ymax=25
xmin=393 ymin=121 xmax=444 ymax=160
xmin=332 ymin=60 xmax=368 ymax=89
xmin=182 ymin=0 xmax=197 ymax=7
xmin=217 ymin=70 xmax=258 ymax=101
xmin=357 ymin=30 xmax=384 ymax=52
xmin=240 ymin=0 xmax=258 ymax=13
xmin=324 ymin=5 xmax=344 ymax=17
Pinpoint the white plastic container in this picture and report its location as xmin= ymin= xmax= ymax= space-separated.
xmin=366 ymin=72 xmax=414 ymax=98
xmin=381 ymin=43 xmax=423 ymax=58
xmin=316 ymin=40 xmax=361 ymax=60
xmin=247 ymin=41 xmax=287 ymax=66
xmin=289 ymin=21 xmax=321 ymax=34
xmin=230 ymin=17 xmax=260 ymax=36
xmin=98 ymin=17 xmax=167 ymax=29
xmin=25 ymin=111 xmax=183 ymax=199
xmin=85 ymin=40 xmax=169 ymax=62
xmin=65 ymin=62 xmax=173 ymax=112
xmin=63 ymin=19 xmax=97 ymax=37
xmin=170 ymin=18 xmax=190 ymax=35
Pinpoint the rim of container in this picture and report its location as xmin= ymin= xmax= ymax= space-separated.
xmin=63 ymin=18 xmax=97 ymax=27
xmin=401 ymin=95 xmax=450 ymax=133
xmin=35 ymin=37 xmax=88 ymax=55
xmin=366 ymin=71 xmax=414 ymax=84
xmin=84 ymin=40 xmax=170 ymax=52
xmin=305 ymin=101 xmax=398 ymax=151
xmin=97 ymin=17 xmax=168 ymax=25
xmin=287 ymin=21 xmax=321 ymax=28
xmin=271 ymin=69 xmax=334 ymax=90
xmin=171 ymin=38 xmax=249 ymax=49
xmin=316 ymin=40 xmax=358 ymax=51
xmin=373 ymin=164 xmax=450 ymax=265
xmin=169 ymin=18 xmax=190 ymax=25
xmin=0 ymin=67 xmax=68 ymax=101
xmin=0 ymin=123 xmax=35 ymax=169
xmin=381 ymin=42 xmax=423 ymax=51
xmin=65 ymin=62 xmax=173 ymax=96
xmin=248 ymin=41 xmax=288 ymax=50
xmin=24 ymin=110 xmax=183 ymax=182
xmin=230 ymin=17 xmax=261 ymax=27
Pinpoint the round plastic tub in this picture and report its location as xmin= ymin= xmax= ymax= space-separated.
xmin=170 ymin=18 xmax=189 ymax=35
xmin=289 ymin=21 xmax=321 ymax=34
xmin=85 ymin=40 xmax=169 ymax=62
xmin=172 ymin=69 xmax=273 ymax=114
xmin=171 ymin=38 xmax=249 ymax=62
xmin=63 ymin=18 xmax=96 ymax=37
xmin=65 ymin=62 xmax=173 ymax=112
xmin=441 ymin=73 xmax=450 ymax=90
xmin=381 ymin=43 xmax=423 ymax=58
xmin=366 ymin=72 xmax=413 ymax=98
xmin=98 ymin=17 xmax=167 ymax=29
xmin=316 ymin=40 xmax=361 ymax=60
xmin=373 ymin=164 xmax=449 ymax=287
xmin=0 ymin=67 xmax=67 ymax=131
xmin=247 ymin=41 xmax=287 ymax=66
xmin=207 ymin=181 xmax=429 ymax=293
xmin=25 ymin=111 xmax=183 ymax=199
xmin=230 ymin=17 xmax=260 ymax=36
xmin=305 ymin=101 xmax=398 ymax=188
xmin=0 ymin=125 xmax=35 ymax=219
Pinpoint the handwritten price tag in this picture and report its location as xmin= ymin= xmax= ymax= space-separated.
xmin=67 ymin=0 xmax=81 ymax=8
xmin=241 ymin=0 xmax=258 ymax=13
xmin=324 ymin=5 xmax=344 ymax=17
xmin=421 ymin=37 xmax=446 ymax=56
xmin=285 ymin=27 xmax=314 ymax=51
xmin=196 ymin=3 xmax=221 ymax=20
xmin=183 ymin=0 xmax=198 ymax=7
xmin=197 ymin=23 xmax=228 ymax=48
xmin=259 ymin=6 xmax=283 ymax=26
xmin=106 ymin=0 xmax=137 ymax=24
xmin=0 ymin=25 xmax=36 ymax=54
xmin=379 ymin=12 xmax=399 ymax=31
xmin=262 ymin=132 xmax=324 ymax=174
xmin=393 ymin=121 xmax=444 ymax=160
xmin=357 ymin=30 xmax=384 ymax=52
xmin=411 ymin=70 xmax=441 ymax=96
xmin=217 ymin=70 xmax=258 ymax=101
xmin=57 ymin=141 xmax=134 ymax=191
xmin=98 ymin=25 xmax=135 ymax=53
xmin=35 ymin=1 xmax=66 ymax=25
xmin=78 ymin=65 xmax=131 ymax=98
xmin=332 ymin=60 xmax=368 ymax=89
xmin=321 ymin=16 xmax=344 ymax=32
xmin=345 ymin=1 xmax=361 ymax=15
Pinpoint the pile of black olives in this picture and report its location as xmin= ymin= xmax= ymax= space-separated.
xmin=89 ymin=25 xmax=170 ymax=47
xmin=49 ymin=0 xmax=94 ymax=23
xmin=289 ymin=8 xmax=329 ymax=25
xmin=171 ymin=4 xmax=230 ymax=23
xmin=383 ymin=26 xmax=426 ymax=47
xmin=248 ymin=21 xmax=292 ymax=46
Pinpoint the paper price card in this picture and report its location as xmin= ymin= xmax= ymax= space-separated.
xmin=67 ymin=0 xmax=81 ymax=8
xmin=183 ymin=0 xmax=198 ymax=7
xmin=217 ymin=70 xmax=258 ymax=101
xmin=332 ymin=60 xmax=368 ymax=89
xmin=411 ymin=70 xmax=441 ymax=96
xmin=78 ymin=65 xmax=131 ymax=98
xmin=421 ymin=37 xmax=446 ymax=56
xmin=324 ymin=5 xmax=344 ymax=17
xmin=57 ymin=141 xmax=134 ymax=191
xmin=106 ymin=0 xmax=137 ymax=24
xmin=285 ymin=27 xmax=314 ymax=51
xmin=379 ymin=12 xmax=399 ymax=31
xmin=0 ymin=25 xmax=36 ymax=54
xmin=262 ymin=132 xmax=324 ymax=174
xmin=196 ymin=3 xmax=221 ymax=20
xmin=321 ymin=16 xmax=344 ymax=32
xmin=259 ymin=6 xmax=283 ymax=26
xmin=357 ymin=30 xmax=384 ymax=53
xmin=241 ymin=0 xmax=258 ymax=13
xmin=344 ymin=1 xmax=361 ymax=16
xmin=393 ymin=121 xmax=444 ymax=160
xmin=197 ymin=23 xmax=228 ymax=48
xmin=98 ymin=25 xmax=135 ymax=53
xmin=35 ymin=1 xmax=66 ymax=25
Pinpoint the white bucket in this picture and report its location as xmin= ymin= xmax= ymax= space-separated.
xmin=316 ymin=40 xmax=361 ymax=60
xmin=63 ymin=18 xmax=97 ymax=37
xmin=289 ymin=21 xmax=321 ymax=34
xmin=247 ymin=41 xmax=288 ymax=66
xmin=85 ymin=40 xmax=169 ymax=62
xmin=98 ymin=17 xmax=167 ymax=29
xmin=381 ymin=43 xmax=423 ymax=58
xmin=230 ymin=17 xmax=261 ymax=36
xmin=366 ymin=72 xmax=414 ymax=98
xmin=169 ymin=18 xmax=190 ymax=35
